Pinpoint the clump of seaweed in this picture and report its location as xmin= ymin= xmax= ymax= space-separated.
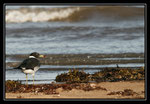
xmin=5 ymin=80 xmax=22 ymax=93
xmin=55 ymin=69 xmax=90 ymax=83
xmin=107 ymin=89 xmax=139 ymax=96
xmin=55 ymin=67 xmax=145 ymax=83
xmin=5 ymin=81 xmax=107 ymax=93
xmin=91 ymin=67 xmax=144 ymax=82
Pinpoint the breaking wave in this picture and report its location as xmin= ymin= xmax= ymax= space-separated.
xmin=5 ymin=6 xmax=144 ymax=23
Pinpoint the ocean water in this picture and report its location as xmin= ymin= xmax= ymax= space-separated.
xmin=5 ymin=6 xmax=144 ymax=54
xmin=5 ymin=5 xmax=145 ymax=84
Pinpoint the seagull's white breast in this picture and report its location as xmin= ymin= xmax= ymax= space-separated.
xmin=22 ymin=66 xmax=40 ymax=75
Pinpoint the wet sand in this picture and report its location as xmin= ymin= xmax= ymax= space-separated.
xmin=5 ymin=80 xmax=145 ymax=99
xmin=6 ymin=53 xmax=144 ymax=67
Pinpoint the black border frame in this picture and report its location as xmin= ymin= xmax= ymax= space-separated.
xmin=2 ymin=3 xmax=148 ymax=102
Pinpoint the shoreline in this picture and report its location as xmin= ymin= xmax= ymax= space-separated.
xmin=5 ymin=80 xmax=145 ymax=99
xmin=6 ymin=53 xmax=144 ymax=67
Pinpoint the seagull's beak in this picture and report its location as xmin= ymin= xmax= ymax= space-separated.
xmin=39 ymin=54 xmax=45 ymax=58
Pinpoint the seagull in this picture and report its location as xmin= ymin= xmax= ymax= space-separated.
xmin=14 ymin=52 xmax=45 ymax=85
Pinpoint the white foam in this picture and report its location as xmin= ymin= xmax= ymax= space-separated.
xmin=6 ymin=7 xmax=80 ymax=23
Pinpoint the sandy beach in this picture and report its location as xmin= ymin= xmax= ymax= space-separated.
xmin=5 ymin=80 xmax=145 ymax=99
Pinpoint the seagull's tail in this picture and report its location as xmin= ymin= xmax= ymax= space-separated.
xmin=13 ymin=66 xmax=20 ymax=69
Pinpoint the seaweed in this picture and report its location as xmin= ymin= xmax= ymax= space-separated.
xmin=107 ymin=89 xmax=139 ymax=96
xmin=55 ymin=69 xmax=90 ymax=83
xmin=5 ymin=80 xmax=22 ymax=93
xmin=55 ymin=67 xmax=145 ymax=83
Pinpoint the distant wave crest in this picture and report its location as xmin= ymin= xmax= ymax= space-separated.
xmin=6 ymin=6 xmax=144 ymax=23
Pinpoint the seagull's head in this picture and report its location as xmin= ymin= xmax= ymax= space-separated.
xmin=29 ymin=52 xmax=45 ymax=58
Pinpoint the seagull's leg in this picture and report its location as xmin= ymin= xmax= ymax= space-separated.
xmin=26 ymin=74 xmax=28 ymax=86
xmin=32 ymin=74 xmax=36 ymax=93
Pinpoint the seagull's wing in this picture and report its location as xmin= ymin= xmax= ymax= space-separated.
xmin=17 ymin=58 xmax=40 ymax=69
